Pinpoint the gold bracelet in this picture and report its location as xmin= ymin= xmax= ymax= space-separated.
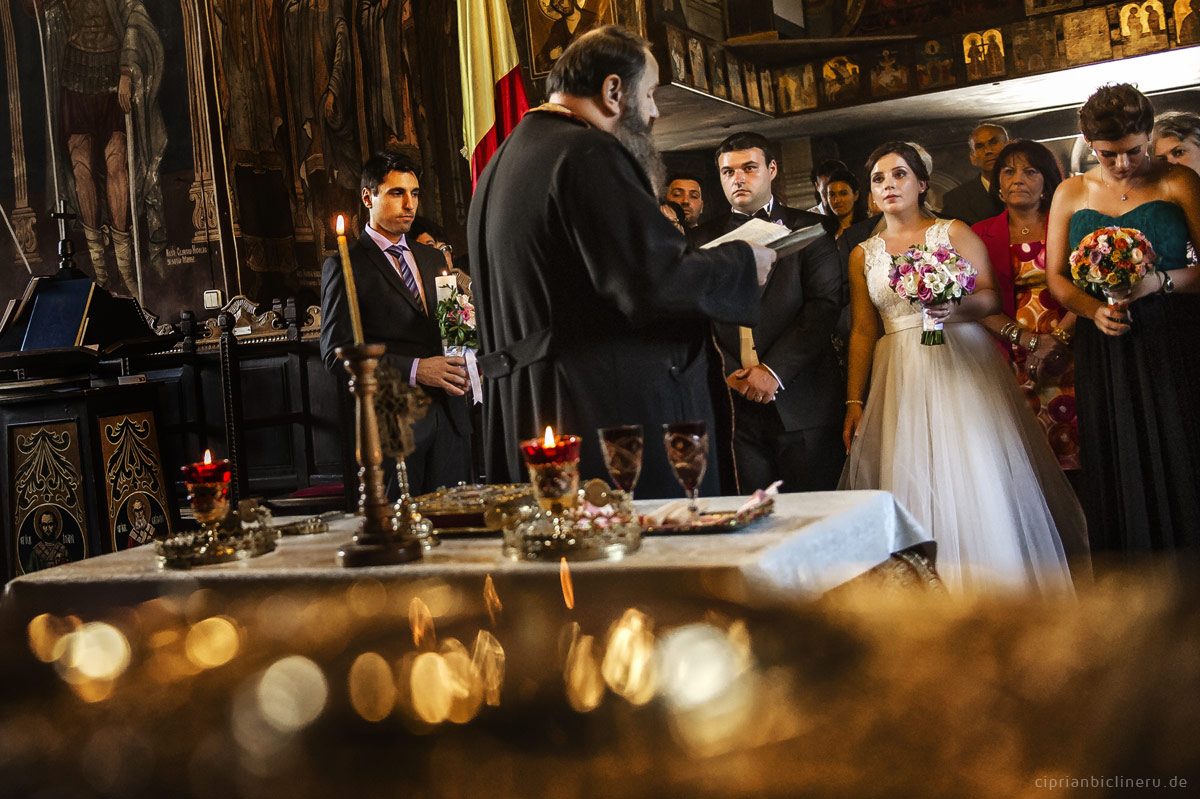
xmin=845 ymin=399 xmax=864 ymax=406
xmin=1051 ymin=327 xmax=1073 ymax=344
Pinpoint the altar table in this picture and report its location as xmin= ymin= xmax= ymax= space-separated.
xmin=2 ymin=490 xmax=936 ymax=620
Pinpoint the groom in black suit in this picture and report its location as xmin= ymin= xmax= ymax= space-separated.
xmin=690 ymin=132 xmax=845 ymax=493
xmin=320 ymin=152 xmax=471 ymax=496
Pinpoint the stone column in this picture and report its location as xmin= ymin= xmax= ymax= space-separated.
xmin=2 ymin=3 xmax=41 ymax=264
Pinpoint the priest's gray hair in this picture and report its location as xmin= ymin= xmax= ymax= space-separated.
xmin=546 ymin=25 xmax=652 ymax=99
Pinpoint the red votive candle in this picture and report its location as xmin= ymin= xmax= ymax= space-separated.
xmin=181 ymin=450 xmax=232 ymax=524
xmin=182 ymin=453 xmax=232 ymax=484
xmin=520 ymin=427 xmax=581 ymax=465
xmin=520 ymin=427 xmax=581 ymax=511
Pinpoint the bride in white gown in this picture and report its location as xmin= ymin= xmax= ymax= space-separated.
xmin=840 ymin=142 xmax=1088 ymax=594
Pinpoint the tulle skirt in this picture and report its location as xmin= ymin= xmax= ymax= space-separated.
xmin=840 ymin=317 xmax=1089 ymax=594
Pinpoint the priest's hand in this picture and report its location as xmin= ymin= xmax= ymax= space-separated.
xmin=728 ymin=365 xmax=778 ymax=403
xmin=416 ymin=355 xmax=469 ymax=396
xmin=749 ymin=244 xmax=777 ymax=286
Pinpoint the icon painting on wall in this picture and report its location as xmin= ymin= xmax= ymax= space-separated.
xmin=527 ymin=0 xmax=615 ymax=77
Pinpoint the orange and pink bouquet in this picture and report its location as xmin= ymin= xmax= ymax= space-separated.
xmin=1069 ymin=226 xmax=1157 ymax=304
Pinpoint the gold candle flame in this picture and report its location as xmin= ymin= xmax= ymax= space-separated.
xmin=409 ymin=596 xmax=436 ymax=650
xmin=560 ymin=557 xmax=575 ymax=610
xmin=483 ymin=575 xmax=502 ymax=626
xmin=336 ymin=214 xmax=364 ymax=345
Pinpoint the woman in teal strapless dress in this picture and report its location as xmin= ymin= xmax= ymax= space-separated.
xmin=1046 ymin=85 xmax=1200 ymax=558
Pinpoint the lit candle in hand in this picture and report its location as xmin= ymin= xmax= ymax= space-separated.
xmin=435 ymin=271 xmax=457 ymax=304
xmin=336 ymin=215 xmax=364 ymax=345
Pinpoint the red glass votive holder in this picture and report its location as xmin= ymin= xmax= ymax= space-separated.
xmin=520 ymin=431 xmax=581 ymax=512
xmin=181 ymin=458 xmax=232 ymax=524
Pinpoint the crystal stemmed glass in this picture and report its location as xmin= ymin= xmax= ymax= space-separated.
xmin=598 ymin=424 xmax=644 ymax=498
xmin=662 ymin=421 xmax=708 ymax=518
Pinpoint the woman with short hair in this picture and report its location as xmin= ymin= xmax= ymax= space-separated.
xmin=1046 ymin=84 xmax=1200 ymax=558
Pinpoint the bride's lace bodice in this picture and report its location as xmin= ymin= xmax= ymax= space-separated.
xmin=861 ymin=218 xmax=955 ymax=322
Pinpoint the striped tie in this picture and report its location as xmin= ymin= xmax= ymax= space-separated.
xmin=385 ymin=243 xmax=422 ymax=307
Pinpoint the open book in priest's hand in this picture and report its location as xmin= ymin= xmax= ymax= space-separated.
xmin=699 ymin=218 xmax=826 ymax=258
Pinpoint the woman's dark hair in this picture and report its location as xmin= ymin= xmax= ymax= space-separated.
xmin=864 ymin=141 xmax=931 ymax=205
xmin=1153 ymin=111 xmax=1200 ymax=149
xmin=546 ymin=25 xmax=649 ymax=98
xmin=825 ymin=168 xmax=866 ymax=224
xmin=1078 ymin=84 xmax=1155 ymax=142
xmin=989 ymin=139 xmax=1064 ymax=214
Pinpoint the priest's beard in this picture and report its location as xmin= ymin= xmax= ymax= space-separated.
xmin=615 ymin=98 xmax=665 ymax=197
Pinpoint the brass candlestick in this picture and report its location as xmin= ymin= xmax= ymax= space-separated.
xmin=336 ymin=343 xmax=423 ymax=567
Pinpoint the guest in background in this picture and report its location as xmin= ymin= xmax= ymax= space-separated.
xmin=974 ymin=139 xmax=1079 ymax=477
xmin=666 ymin=175 xmax=705 ymax=227
xmin=1152 ymin=111 xmax=1200 ymax=175
xmin=691 ymin=132 xmax=844 ymax=493
xmin=411 ymin=216 xmax=471 ymax=294
xmin=825 ymin=168 xmax=866 ymax=239
xmin=808 ymin=158 xmax=848 ymax=216
xmin=1046 ymin=83 xmax=1200 ymax=559
xmin=943 ymin=123 xmax=1008 ymax=224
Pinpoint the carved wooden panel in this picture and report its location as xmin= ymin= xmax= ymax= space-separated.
xmin=97 ymin=412 xmax=174 ymax=550
xmin=10 ymin=421 xmax=88 ymax=574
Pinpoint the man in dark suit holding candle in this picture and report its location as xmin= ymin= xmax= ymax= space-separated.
xmin=320 ymin=152 xmax=471 ymax=496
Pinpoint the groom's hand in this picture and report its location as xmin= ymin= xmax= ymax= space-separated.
xmin=728 ymin=366 xmax=778 ymax=403
xmin=416 ymin=355 xmax=468 ymax=395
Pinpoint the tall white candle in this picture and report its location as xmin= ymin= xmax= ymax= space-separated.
xmin=435 ymin=273 xmax=457 ymax=304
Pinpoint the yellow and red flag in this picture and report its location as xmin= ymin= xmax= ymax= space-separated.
xmin=457 ymin=0 xmax=530 ymax=186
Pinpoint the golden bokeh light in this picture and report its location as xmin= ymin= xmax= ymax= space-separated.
xmin=54 ymin=623 xmax=131 ymax=686
xmin=409 ymin=652 xmax=453 ymax=724
xmin=601 ymin=608 xmax=658 ymax=705
xmin=27 ymin=614 xmax=79 ymax=663
xmin=348 ymin=652 xmax=396 ymax=722
xmin=409 ymin=597 xmax=436 ymax=650
xmin=440 ymin=640 xmax=483 ymax=724
xmin=256 ymin=656 xmax=328 ymax=732
xmin=185 ymin=616 xmax=240 ymax=669
xmin=347 ymin=579 xmax=388 ymax=617
xmin=657 ymin=623 xmax=746 ymax=710
xmin=564 ymin=632 xmax=604 ymax=712
xmin=472 ymin=630 xmax=506 ymax=707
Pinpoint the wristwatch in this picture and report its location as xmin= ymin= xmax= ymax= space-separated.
xmin=1159 ymin=271 xmax=1175 ymax=294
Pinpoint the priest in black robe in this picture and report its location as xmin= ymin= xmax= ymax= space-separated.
xmin=469 ymin=25 xmax=777 ymax=499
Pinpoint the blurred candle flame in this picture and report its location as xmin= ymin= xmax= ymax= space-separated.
xmin=203 ymin=449 xmax=212 ymax=466
xmin=560 ymin=558 xmax=574 ymax=610
xmin=409 ymin=597 xmax=436 ymax=649
xmin=483 ymin=575 xmax=502 ymax=626
xmin=336 ymin=214 xmax=345 ymax=236
xmin=602 ymin=608 xmax=658 ymax=705
xmin=543 ymin=426 xmax=555 ymax=447
xmin=472 ymin=630 xmax=506 ymax=707
xmin=564 ymin=632 xmax=604 ymax=712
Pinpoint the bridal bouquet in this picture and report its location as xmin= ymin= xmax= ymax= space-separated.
xmin=436 ymin=292 xmax=482 ymax=404
xmin=1069 ymin=226 xmax=1157 ymax=307
xmin=888 ymin=244 xmax=978 ymax=345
